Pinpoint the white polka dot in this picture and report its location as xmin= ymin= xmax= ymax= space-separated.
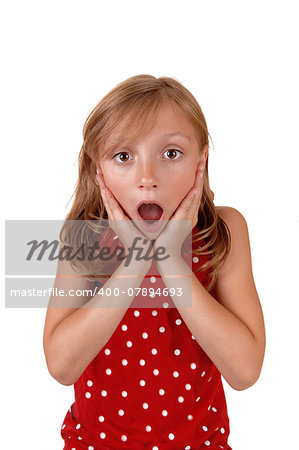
xmin=212 ymin=407 xmax=217 ymax=412
xmin=151 ymin=348 xmax=158 ymax=355
xmin=163 ymin=302 xmax=169 ymax=308
xmin=100 ymin=432 xmax=106 ymax=439
xmin=140 ymin=379 xmax=146 ymax=386
xmin=191 ymin=335 xmax=196 ymax=340
xmin=134 ymin=310 xmax=140 ymax=317
xmin=174 ymin=349 xmax=180 ymax=356
xmin=61 ymin=424 xmax=66 ymax=429
xmin=87 ymin=380 xmax=93 ymax=387
xmin=126 ymin=340 xmax=132 ymax=347
xmin=118 ymin=409 xmax=124 ymax=416
xmin=152 ymin=310 xmax=158 ymax=316
xmin=152 ymin=447 xmax=159 ymax=450
xmin=193 ymin=256 xmax=199 ymax=263
xmin=178 ymin=396 xmax=184 ymax=403
xmin=104 ymin=348 xmax=110 ymax=355
xmin=175 ymin=319 xmax=182 ymax=325
xmin=204 ymin=441 xmax=210 ymax=446
xmin=208 ymin=405 xmax=211 ymax=410
xmin=201 ymin=371 xmax=206 ymax=377
xmin=142 ymin=332 xmax=148 ymax=339
xmin=159 ymin=389 xmax=165 ymax=396
xmin=187 ymin=415 xmax=193 ymax=421
xmin=101 ymin=390 xmax=107 ymax=397
xmin=78 ymin=436 xmax=83 ymax=440
xmin=153 ymin=369 xmax=159 ymax=375
xmin=150 ymin=276 xmax=156 ymax=283
xmin=208 ymin=377 xmax=212 ymax=382
xmin=185 ymin=447 xmax=191 ymax=450
xmin=106 ymin=368 xmax=112 ymax=375
xmin=173 ymin=371 xmax=179 ymax=378
xmin=140 ymin=359 xmax=146 ymax=366
xmin=162 ymin=410 xmax=168 ymax=416
xmin=146 ymin=425 xmax=151 ymax=432
xmin=121 ymin=324 xmax=127 ymax=331
xmin=88 ymin=447 xmax=94 ymax=450
xmin=190 ymin=363 xmax=197 ymax=369
xmin=159 ymin=326 xmax=165 ymax=333
xmin=121 ymin=390 xmax=127 ymax=397
xmin=98 ymin=416 xmax=104 ymax=422
xmin=168 ymin=433 xmax=175 ymax=440
xmin=143 ymin=402 xmax=149 ymax=409
xmin=121 ymin=435 xmax=127 ymax=442
xmin=196 ymin=396 xmax=201 ymax=402
xmin=202 ymin=425 xmax=208 ymax=431
xmin=113 ymin=235 xmax=118 ymax=240
xmin=220 ymin=427 xmax=225 ymax=434
xmin=76 ymin=424 xmax=81 ymax=429
xmin=185 ymin=383 xmax=191 ymax=390
xmin=85 ymin=392 xmax=91 ymax=398
xmin=122 ymin=359 xmax=128 ymax=366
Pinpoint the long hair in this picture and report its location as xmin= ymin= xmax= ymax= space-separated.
xmin=61 ymin=74 xmax=231 ymax=293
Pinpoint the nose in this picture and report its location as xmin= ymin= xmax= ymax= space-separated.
xmin=136 ymin=160 xmax=159 ymax=190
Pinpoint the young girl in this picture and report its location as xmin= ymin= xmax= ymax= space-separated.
xmin=43 ymin=74 xmax=266 ymax=449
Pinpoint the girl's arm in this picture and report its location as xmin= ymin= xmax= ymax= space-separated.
xmin=155 ymin=206 xmax=266 ymax=391
xmin=43 ymin=257 xmax=151 ymax=386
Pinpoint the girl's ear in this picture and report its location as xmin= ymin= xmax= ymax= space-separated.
xmin=197 ymin=145 xmax=209 ymax=172
xmin=202 ymin=144 xmax=209 ymax=167
xmin=95 ymin=165 xmax=104 ymax=186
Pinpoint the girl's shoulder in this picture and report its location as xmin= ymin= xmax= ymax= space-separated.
xmin=214 ymin=205 xmax=251 ymax=278
xmin=215 ymin=205 xmax=247 ymax=224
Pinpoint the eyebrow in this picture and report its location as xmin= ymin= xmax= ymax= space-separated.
xmin=163 ymin=133 xmax=191 ymax=142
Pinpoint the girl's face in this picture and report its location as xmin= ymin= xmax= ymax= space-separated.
xmin=97 ymin=102 xmax=208 ymax=232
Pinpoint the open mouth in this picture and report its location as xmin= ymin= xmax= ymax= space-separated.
xmin=137 ymin=202 xmax=164 ymax=227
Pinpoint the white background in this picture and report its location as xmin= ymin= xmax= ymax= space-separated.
xmin=1 ymin=1 xmax=299 ymax=448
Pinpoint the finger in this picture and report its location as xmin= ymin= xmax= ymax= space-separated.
xmin=190 ymin=163 xmax=204 ymax=208
xmin=102 ymin=185 xmax=128 ymax=222
xmin=172 ymin=188 xmax=198 ymax=221
xmin=193 ymin=162 xmax=204 ymax=190
xmin=172 ymin=171 xmax=204 ymax=223
xmin=96 ymin=174 xmax=154 ymax=246
xmin=96 ymin=174 xmax=116 ymax=222
xmin=100 ymin=187 xmax=114 ymax=222
xmin=180 ymin=163 xmax=204 ymax=209
xmin=96 ymin=170 xmax=104 ymax=186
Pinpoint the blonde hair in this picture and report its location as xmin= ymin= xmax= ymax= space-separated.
xmin=62 ymin=74 xmax=231 ymax=293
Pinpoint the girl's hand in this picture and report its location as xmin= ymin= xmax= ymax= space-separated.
xmin=153 ymin=162 xmax=204 ymax=261
xmin=96 ymin=170 xmax=155 ymax=264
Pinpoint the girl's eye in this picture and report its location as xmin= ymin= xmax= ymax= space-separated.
xmin=114 ymin=152 xmax=132 ymax=163
xmin=113 ymin=148 xmax=183 ymax=163
xmin=164 ymin=148 xmax=183 ymax=160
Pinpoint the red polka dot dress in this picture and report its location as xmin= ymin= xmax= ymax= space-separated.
xmin=61 ymin=225 xmax=232 ymax=449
